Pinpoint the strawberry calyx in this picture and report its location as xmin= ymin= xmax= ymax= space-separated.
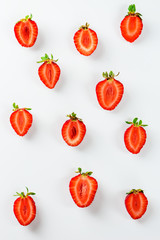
xmin=19 ymin=14 xmax=33 ymax=23
xmin=126 ymin=118 xmax=148 ymax=127
xmin=14 ymin=187 xmax=36 ymax=198
xmin=75 ymin=168 xmax=93 ymax=176
xmin=37 ymin=54 xmax=58 ymax=64
xmin=79 ymin=22 xmax=90 ymax=30
xmin=67 ymin=112 xmax=82 ymax=122
xmin=127 ymin=4 xmax=142 ymax=19
xmin=12 ymin=102 xmax=32 ymax=112
xmin=102 ymin=71 xmax=120 ymax=81
xmin=126 ymin=189 xmax=144 ymax=195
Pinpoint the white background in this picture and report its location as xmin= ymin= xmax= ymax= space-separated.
xmin=0 ymin=0 xmax=160 ymax=239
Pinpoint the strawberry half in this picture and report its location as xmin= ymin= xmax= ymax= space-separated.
xmin=69 ymin=168 xmax=98 ymax=208
xmin=10 ymin=103 xmax=33 ymax=136
xmin=125 ymin=189 xmax=148 ymax=219
xmin=96 ymin=71 xmax=124 ymax=110
xmin=13 ymin=187 xmax=36 ymax=226
xmin=62 ymin=112 xmax=86 ymax=147
xmin=73 ymin=23 xmax=98 ymax=56
xmin=124 ymin=118 xmax=147 ymax=154
xmin=37 ymin=54 xmax=61 ymax=89
xmin=14 ymin=14 xmax=38 ymax=47
xmin=120 ymin=4 xmax=143 ymax=43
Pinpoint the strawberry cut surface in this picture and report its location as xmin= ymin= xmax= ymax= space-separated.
xmin=69 ymin=169 xmax=98 ymax=208
xmin=13 ymin=187 xmax=36 ymax=226
xmin=120 ymin=4 xmax=143 ymax=43
xmin=37 ymin=54 xmax=60 ymax=89
xmin=74 ymin=23 xmax=98 ymax=56
xmin=62 ymin=113 xmax=86 ymax=146
xmin=124 ymin=118 xmax=147 ymax=154
xmin=10 ymin=103 xmax=32 ymax=136
xmin=14 ymin=15 xmax=38 ymax=47
xmin=96 ymin=71 xmax=124 ymax=110
xmin=121 ymin=16 xmax=143 ymax=43
xmin=125 ymin=189 xmax=148 ymax=219
xmin=124 ymin=126 xmax=146 ymax=153
xmin=38 ymin=62 xmax=60 ymax=89
xmin=14 ymin=196 xmax=36 ymax=226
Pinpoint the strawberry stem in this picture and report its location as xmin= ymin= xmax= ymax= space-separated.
xmin=125 ymin=118 xmax=148 ymax=127
xmin=128 ymin=4 xmax=136 ymax=14
xmin=102 ymin=71 xmax=120 ymax=80
xmin=75 ymin=168 xmax=93 ymax=176
xmin=126 ymin=189 xmax=144 ymax=195
xmin=18 ymin=14 xmax=33 ymax=23
xmin=12 ymin=103 xmax=31 ymax=111
xmin=37 ymin=53 xmax=58 ymax=64
xmin=25 ymin=14 xmax=32 ymax=20
xmin=14 ymin=187 xmax=36 ymax=198
xmin=66 ymin=112 xmax=82 ymax=122
xmin=79 ymin=22 xmax=90 ymax=30
xmin=127 ymin=4 xmax=142 ymax=19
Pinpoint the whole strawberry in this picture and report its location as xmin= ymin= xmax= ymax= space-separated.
xmin=37 ymin=54 xmax=61 ymax=89
xmin=61 ymin=112 xmax=86 ymax=147
xmin=96 ymin=71 xmax=124 ymax=110
xmin=74 ymin=23 xmax=98 ymax=56
xmin=14 ymin=187 xmax=36 ymax=226
xmin=124 ymin=118 xmax=147 ymax=154
xmin=14 ymin=14 xmax=38 ymax=47
xmin=69 ymin=168 xmax=98 ymax=208
xmin=120 ymin=4 xmax=143 ymax=43
xmin=125 ymin=189 xmax=148 ymax=219
xmin=10 ymin=103 xmax=33 ymax=136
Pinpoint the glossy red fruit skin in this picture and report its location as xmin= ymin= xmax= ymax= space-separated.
xmin=125 ymin=191 xmax=148 ymax=219
xmin=14 ymin=19 xmax=38 ymax=47
xmin=38 ymin=62 xmax=61 ymax=89
xmin=69 ymin=174 xmax=98 ymax=208
xmin=124 ymin=125 xmax=146 ymax=154
xmin=10 ymin=109 xmax=33 ymax=136
xmin=13 ymin=196 xmax=36 ymax=226
xmin=74 ymin=28 xmax=98 ymax=56
xmin=120 ymin=15 xmax=143 ymax=43
xmin=62 ymin=119 xmax=86 ymax=147
xmin=96 ymin=78 xmax=124 ymax=110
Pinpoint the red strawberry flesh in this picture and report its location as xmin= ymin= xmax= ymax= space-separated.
xmin=74 ymin=23 xmax=98 ymax=56
xmin=62 ymin=113 xmax=86 ymax=146
xmin=10 ymin=109 xmax=32 ymax=136
xmin=69 ymin=169 xmax=98 ymax=207
xmin=125 ymin=190 xmax=148 ymax=219
xmin=14 ymin=196 xmax=36 ymax=226
xmin=14 ymin=17 xmax=38 ymax=47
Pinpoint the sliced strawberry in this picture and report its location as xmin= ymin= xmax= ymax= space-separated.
xmin=14 ymin=14 xmax=38 ymax=47
xmin=10 ymin=103 xmax=33 ymax=136
xmin=69 ymin=168 xmax=98 ymax=208
xmin=96 ymin=71 xmax=124 ymax=110
xmin=37 ymin=54 xmax=61 ymax=89
xmin=74 ymin=23 xmax=98 ymax=56
xmin=125 ymin=189 xmax=148 ymax=219
xmin=61 ymin=112 xmax=86 ymax=147
xmin=124 ymin=118 xmax=147 ymax=154
xmin=13 ymin=187 xmax=36 ymax=226
xmin=120 ymin=4 xmax=143 ymax=43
